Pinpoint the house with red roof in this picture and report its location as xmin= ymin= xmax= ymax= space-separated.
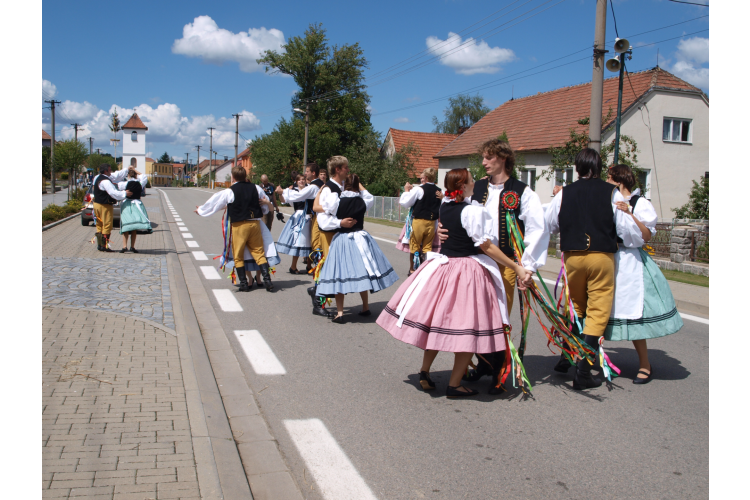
xmin=43 ymin=130 xmax=52 ymax=148
xmin=380 ymin=129 xmax=458 ymax=178
xmin=434 ymin=67 xmax=708 ymax=218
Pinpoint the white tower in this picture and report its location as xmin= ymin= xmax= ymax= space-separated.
xmin=121 ymin=112 xmax=148 ymax=172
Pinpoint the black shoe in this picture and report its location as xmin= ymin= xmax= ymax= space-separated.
xmin=573 ymin=370 xmax=602 ymax=390
xmin=463 ymin=356 xmax=492 ymax=382
xmin=418 ymin=371 xmax=435 ymax=391
xmin=553 ymin=355 xmax=573 ymax=373
xmin=259 ymin=263 xmax=274 ymax=292
xmin=446 ymin=385 xmax=478 ymax=398
xmin=289 ymin=267 xmax=298 ymax=274
xmin=633 ymin=367 xmax=653 ymax=385
xmin=358 ymin=310 xmax=371 ymax=317
xmin=120 ymin=248 xmax=127 ymax=253
xmin=307 ymin=286 xmax=315 ymax=297
xmin=331 ymin=314 xmax=346 ymax=324
xmin=312 ymin=305 xmax=335 ymax=317
xmin=130 ymin=247 xmax=139 ymax=254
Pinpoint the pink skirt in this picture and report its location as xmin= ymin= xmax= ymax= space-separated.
xmin=395 ymin=221 xmax=442 ymax=253
xmin=376 ymin=256 xmax=509 ymax=353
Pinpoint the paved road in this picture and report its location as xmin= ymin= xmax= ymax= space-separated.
xmin=163 ymin=187 xmax=709 ymax=500
xmin=43 ymin=187 xmax=71 ymax=209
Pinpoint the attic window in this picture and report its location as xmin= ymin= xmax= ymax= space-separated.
xmin=131 ymin=131 xmax=138 ymax=142
xmin=662 ymin=118 xmax=691 ymax=144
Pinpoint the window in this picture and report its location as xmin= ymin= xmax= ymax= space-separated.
xmin=554 ymin=168 xmax=574 ymax=193
xmin=131 ymin=131 xmax=138 ymax=142
xmin=636 ymin=169 xmax=650 ymax=198
xmin=662 ymin=118 xmax=691 ymax=143
xmin=519 ymin=168 xmax=536 ymax=191
xmin=130 ymin=158 xmax=137 ymax=168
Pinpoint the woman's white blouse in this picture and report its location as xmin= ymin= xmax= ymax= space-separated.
xmin=317 ymin=190 xmax=375 ymax=231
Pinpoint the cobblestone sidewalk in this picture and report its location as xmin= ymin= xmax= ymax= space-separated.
xmin=43 ymin=307 xmax=200 ymax=500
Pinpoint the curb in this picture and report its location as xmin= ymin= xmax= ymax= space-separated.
xmin=42 ymin=210 xmax=83 ymax=231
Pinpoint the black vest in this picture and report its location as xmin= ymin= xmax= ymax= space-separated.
xmin=412 ymin=183 xmax=442 ymax=221
xmin=336 ymin=196 xmax=366 ymax=233
xmin=125 ymin=180 xmax=142 ymax=200
xmin=228 ymin=182 xmax=262 ymax=222
xmin=616 ymin=195 xmax=641 ymax=243
xmin=325 ymin=180 xmax=342 ymax=196
xmin=473 ymin=177 xmax=527 ymax=258
xmin=559 ymin=179 xmax=618 ymax=253
xmin=94 ymin=174 xmax=117 ymax=205
xmin=439 ymin=202 xmax=479 ymax=257
xmin=291 ymin=188 xmax=306 ymax=212
xmin=311 ymin=179 xmax=325 ymax=188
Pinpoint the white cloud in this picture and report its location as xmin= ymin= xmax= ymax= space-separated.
xmin=394 ymin=117 xmax=410 ymax=123
xmin=60 ymin=100 xmax=100 ymax=122
xmin=42 ymin=79 xmax=57 ymax=100
xmin=172 ymin=15 xmax=286 ymax=73
xmin=426 ymin=32 xmax=516 ymax=75
xmin=670 ymin=37 xmax=709 ymax=90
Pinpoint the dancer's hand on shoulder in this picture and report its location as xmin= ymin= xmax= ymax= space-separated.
xmin=552 ymin=185 xmax=562 ymax=196
xmin=341 ymin=218 xmax=357 ymax=228
xmin=436 ymin=190 xmax=444 ymax=200
xmin=404 ymin=182 xmax=413 ymax=192
xmin=436 ymin=222 xmax=449 ymax=242
xmin=614 ymin=201 xmax=630 ymax=213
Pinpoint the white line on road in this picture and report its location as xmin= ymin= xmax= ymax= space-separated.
xmin=200 ymin=266 xmax=221 ymax=280
xmin=177 ymin=222 xmax=185 ymax=226
xmin=371 ymin=235 xmax=398 ymax=245
xmin=680 ymin=313 xmax=709 ymax=325
xmin=186 ymin=241 xmax=199 ymax=247
xmin=182 ymin=233 xmax=193 ymax=239
xmin=234 ymin=330 xmax=286 ymax=375
xmin=192 ymin=251 xmax=208 ymax=260
xmin=179 ymin=227 xmax=188 ymax=231
xmin=284 ymin=419 xmax=377 ymax=500
xmin=212 ymin=289 xmax=242 ymax=312
xmin=175 ymin=218 xmax=182 ymax=222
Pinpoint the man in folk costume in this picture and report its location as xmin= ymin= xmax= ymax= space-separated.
xmin=309 ymin=156 xmax=358 ymax=317
xmin=194 ymin=165 xmax=275 ymax=292
xmin=92 ymin=164 xmax=130 ymax=252
xmin=399 ymin=167 xmax=443 ymax=276
xmin=439 ymin=139 xmax=548 ymax=393
xmin=545 ymin=148 xmax=644 ymax=390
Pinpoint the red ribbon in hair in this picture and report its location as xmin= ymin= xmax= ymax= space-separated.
xmin=445 ymin=189 xmax=463 ymax=199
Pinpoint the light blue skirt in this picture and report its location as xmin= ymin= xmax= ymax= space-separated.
xmin=604 ymin=249 xmax=684 ymax=341
xmin=120 ymin=199 xmax=152 ymax=234
xmin=317 ymin=231 xmax=399 ymax=295
xmin=276 ymin=211 xmax=312 ymax=257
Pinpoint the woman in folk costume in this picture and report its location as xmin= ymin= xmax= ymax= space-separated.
xmin=276 ymin=174 xmax=313 ymax=274
xmin=544 ymin=149 xmax=644 ymax=390
xmin=396 ymin=167 xmax=443 ymax=276
xmin=117 ymin=169 xmax=151 ymax=253
xmin=377 ymin=168 xmax=533 ymax=398
xmin=315 ymin=174 xmax=399 ymax=324
xmin=603 ymin=164 xmax=683 ymax=384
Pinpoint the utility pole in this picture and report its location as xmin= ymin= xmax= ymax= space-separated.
xmin=195 ymin=145 xmax=201 ymax=186
xmin=89 ymin=137 xmax=93 ymax=154
xmin=185 ymin=153 xmax=190 ymax=187
xmin=45 ymin=100 xmax=61 ymax=194
xmin=588 ymin=0 xmax=608 ymax=153
xmin=232 ymin=114 xmax=241 ymax=172
xmin=303 ymin=103 xmax=310 ymax=166
xmin=207 ymin=127 xmax=215 ymax=189
xmin=70 ymin=123 xmax=82 ymax=198
xmin=96 ymin=148 xmax=101 ymax=154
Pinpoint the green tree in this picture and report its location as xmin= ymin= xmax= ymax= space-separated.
xmin=345 ymin=132 xmax=419 ymax=196
xmin=432 ymin=94 xmax=490 ymax=134
xmin=467 ymin=131 xmax=523 ymax=182
xmin=54 ymin=139 xmax=88 ymax=186
xmin=254 ymin=23 xmax=374 ymax=173
xmin=86 ymin=152 xmax=117 ymax=172
xmin=158 ymin=152 xmax=171 ymax=163
xmin=673 ymin=176 xmax=708 ymax=220
xmin=42 ymin=146 xmax=51 ymax=178
xmin=109 ymin=108 xmax=121 ymax=159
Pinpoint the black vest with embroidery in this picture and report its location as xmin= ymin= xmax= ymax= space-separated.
xmin=439 ymin=202 xmax=479 ymax=257
xmin=559 ymin=179 xmax=618 ymax=253
xmin=336 ymin=196 xmax=366 ymax=233
xmin=94 ymin=174 xmax=117 ymax=205
xmin=412 ymin=183 xmax=442 ymax=221
xmin=228 ymin=182 xmax=262 ymax=222
xmin=616 ymin=195 xmax=641 ymax=243
xmin=472 ymin=177 xmax=527 ymax=258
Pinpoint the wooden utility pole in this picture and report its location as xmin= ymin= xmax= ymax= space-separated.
xmin=185 ymin=153 xmax=190 ymax=186
xmin=195 ymin=145 xmax=201 ymax=186
xmin=45 ymin=100 xmax=61 ymax=193
xmin=70 ymin=123 xmax=82 ymax=198
xmin=232 ymin=114 xmax=241 ymax=172
xmin=89 ymin=137 xmax=94 ymax=154
xmin=207 ymin=127 xmax=215 ymax=189
xmin=588 ymin=0 xmax=608 ymax=153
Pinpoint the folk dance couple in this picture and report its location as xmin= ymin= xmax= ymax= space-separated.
xmin=195 ymin=165 xmax=278 ymax=292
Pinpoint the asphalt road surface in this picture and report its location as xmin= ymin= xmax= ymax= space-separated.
xmin=161 ymin=187 xmax=708 ymax=500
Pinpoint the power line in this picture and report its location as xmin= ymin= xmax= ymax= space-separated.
xmin=667 ymin=0 xmax=708 ymax=6
xmin=609 ymin=0 xmax=620 ymax=38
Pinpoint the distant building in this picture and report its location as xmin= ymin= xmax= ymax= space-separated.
xmin=121 ymin=113 xmax=149 ymax=172
xmin=43 ymin=130 xmax=52 ymax=148
xmin=380 ymin=129 xmax=458 ymax=178
xmin=148 ymin=161 xmax=172 ymax=187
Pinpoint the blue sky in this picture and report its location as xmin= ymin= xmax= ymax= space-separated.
xmin=42 ymin=0 xmax=709 ymax=163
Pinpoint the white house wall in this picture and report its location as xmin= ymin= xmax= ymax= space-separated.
xmin=122 ymin=128 xmax=147 ymax=174
xmin=437 ymin=157 xmax=470 ymax=187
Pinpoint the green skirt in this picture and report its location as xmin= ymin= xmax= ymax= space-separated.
xmin=120 ymin=199 xmax=153 ymax=234
xmin=604 ymin=249 xmax=683 ymax=341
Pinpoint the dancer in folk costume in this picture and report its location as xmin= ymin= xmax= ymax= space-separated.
xmin=276 ymin=173 xmax=313 ymax=273
xmin=439 ymin=139 xmax=548 ymax=392
xmin=92 ymin=164 xmax=130 ymax=252
xmin=377 ymin=168 xmax=533 ymax=398
xmin=545 ymin=149 xmax=644 ymax=390
xmin=308 ymin=157 xmax=352 ymax=318
xmin=195 ymin=165 xmax=276 ymax=292
xmin=316 ymin=174 xmax=398 ymax=323
xmin=398 ymin=167 xmax=443 ymax=276
xmin=117 ymin=169 xmax=151 ymax=252
xmin=602 ymin=164 xmax=683 ymax=384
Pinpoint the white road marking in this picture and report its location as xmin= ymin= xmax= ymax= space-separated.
xmin=192 ymin=251 xmax=208 ymax=260
xmin=175 ymin=218 xmax=182 ymax=222
xmin=371 ymin=235 xmax=398 ymax=245
xmin=680 ymin=313 xmax=709 ymax=325
xmin=284 ymin=419 xmax=377 ymax=500
xmin=179 ymin=227 xmax=188 ymax=231
xmin=200 ymin=266 xmax=221 ymax=280
xmin=233 ymin=330 xmax=286 ymax=375
xmin=212 ymin=289 xmax=242 ymax=312
xmin=177 ymin=222 xmax=185 ymax=226
xmin=182 ymin=233 xmax=193 ymax=239
xmin=186 ymin=241 xmax=199 ymax=247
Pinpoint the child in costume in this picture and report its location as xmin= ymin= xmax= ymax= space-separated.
xmin=604 ymin=164 xmax=683 ymax=384
xmin=195 ymin=165 xmax=276 ymax=292
xmin=398 ymin=167 xmax=443 ymax=276
xmin=117 ymin=169 xmax=151 ymax=253
xmin=377 ymin=168 xmax=532 ymax=398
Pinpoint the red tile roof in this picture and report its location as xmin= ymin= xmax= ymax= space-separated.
xmin=43 ymin=130 xmax=52 ymax=140
xmin=238 ymin=147 xmax=251 ymax=158
xmin=384 ymin=129 xmax=458 ymax=174
xmin=435 ymin=67 xmax=703 ymax=158
xmin=122 ymin=112 xmax=148 ymax=130
xmin=197 ymin=159 xmax=225 ymax=173
xmin=146 ymin=157 xmax=155 ymax=163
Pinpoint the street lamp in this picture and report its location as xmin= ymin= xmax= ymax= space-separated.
xmin=606 ymin=38 xmax=632 ymax=165
xmin=293 ymin=105 xmax=310 ymax=166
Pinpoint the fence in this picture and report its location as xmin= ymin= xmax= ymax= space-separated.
xmin=646 ymin=223 xmax=673 ymax=259
xmin=689 ymin=230 xmax=709 ymax=263
xmin=366 ymin=196 xmax=408 ymax=223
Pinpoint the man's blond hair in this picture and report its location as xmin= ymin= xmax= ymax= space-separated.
xmin=327 ymin=156 xmax=349 ymax=176
xmin=421 ymin=168 xmax=437 ymax=183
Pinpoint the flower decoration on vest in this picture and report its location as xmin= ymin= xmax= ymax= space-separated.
xmin=501 ymin=191 xmax=520 ymax=210
xmin=445 ymin=189 xmax=463 ymax=200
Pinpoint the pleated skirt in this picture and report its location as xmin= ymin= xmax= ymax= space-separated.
xmin=317 ymin=232 xmax=398 ymax=295
xmin=120 ymin=200 xmax=152 ymax=234
xmin=276 ymin=210 xmax=312 ymax=257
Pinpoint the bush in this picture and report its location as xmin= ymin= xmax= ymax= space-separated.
xmin=60 ymin=172 xmax=69 ymax=180
xmin=63 ymin=199 xmax=83 ymax=213
xmin=69 ymin=187 xmax=87 ymax=203
xmin=42 ymin=204 xmax=67 ymax=223
xmin=368 ymin=182 xmax=393 ymax=197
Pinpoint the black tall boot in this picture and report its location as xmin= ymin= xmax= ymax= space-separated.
xmin=573 ymin=335 xmax=603 ymax=390
xmin=553 ymin=341 xmax=573 ymax=373
xmin=236 ymin=266 xmax=250 ymax=292
xmin=259 ymin=263 xmax=274 ymax=292
xmin=101 ymin=234 xmax=114 ymax=252
xmin=95 ymin=233 xmax=103 ymax=251
xmin=311 ymin=285 xmax=334 ymax=317
xmin=487 ymin=351 xmax=508 ymax=395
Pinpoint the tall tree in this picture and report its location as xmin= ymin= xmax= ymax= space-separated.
xmin=54 ymin=139 xmax=89 ymax=191
xmin=432 ymin=94 xmax=490 ymax=134
xmin=346 ymin=131 xmax=419 ymax=197
xmin=158 ymin=152 xmax=171 ymax=163
xmin=42 ymin=146 xmax=51 ymax=178
xmin=86 ymin=152 xmax=117 ymax=172
xmin=673 ymin=176 xmax=708 ymax=220
xmin=467 ymin=130 xmax=523 ymax=181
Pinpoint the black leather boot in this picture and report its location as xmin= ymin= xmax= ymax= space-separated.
xmin=236 ymin=266 xmax=250 ymax=292
xmin=101 ymin=234 xmax=114 ymax=252
xmin=95 ymin=233 xmax=103 ymax=251
xmin=311 ymin=285 xmax=334 ymax=317
xmin=573 ymin=335 xmax=603 ymax=390
xmin=259 ymin=263 xmax=274 ymax=292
